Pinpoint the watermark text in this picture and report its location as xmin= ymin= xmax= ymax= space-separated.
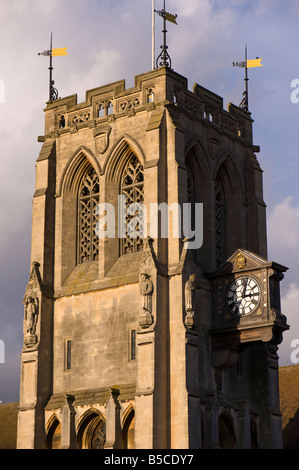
xmin=95 ymin=198 xmax=203 ymax=249
xmin=291 ymin=339 xmax=299 ymax=364
xmin=290 ymin=79 xmax=299 ymax=103
xmin=0 ymin=340 xmax=4 ymax=363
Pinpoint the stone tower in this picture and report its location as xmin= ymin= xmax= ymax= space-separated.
xmin=17 ymin=66 xmax=288 ymax=449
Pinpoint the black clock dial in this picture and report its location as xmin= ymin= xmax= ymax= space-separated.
xmin=226 ymin=276 xmax=261 ymax=317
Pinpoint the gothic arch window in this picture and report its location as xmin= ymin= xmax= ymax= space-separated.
xmin=107 ymin=101 xmax=113 ymax=115
xmin=120 ymin=154 xmax=144 ymax=255
xmin=122 ymin=408 xmax=135 ymax=449
xmin=59 ymin=115 xmax=65 ymax=128
xmin=185 ymin=144 xmax=212 ymax=271
xmin=215 ymin=157 xmax=242 ymax=268
xmin=78 ymin=166 xmax=100 ymax=264
xmin=98 ymin=104 xmax=105 ymax=118
xmin=46 ymin=415 xmax=61 ymax=449
xmin=147 ymin=89 xmax=155 ymax=103
xmin=218 ymin=411 xmax=236 ymax=449
xmin=77 ymin=410 xmax=106 ymax=449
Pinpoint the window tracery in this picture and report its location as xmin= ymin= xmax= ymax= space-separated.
xmin=78 ymin=167 xmax=100 ymax=264
xmin=120 ymin=154 xmax=144 ymax=255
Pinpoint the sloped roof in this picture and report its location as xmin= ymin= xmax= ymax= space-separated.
xmin=0 ymin=402 xmax=18 ymax=449
xmin=279 ymin=365 xmax=299 ymax=449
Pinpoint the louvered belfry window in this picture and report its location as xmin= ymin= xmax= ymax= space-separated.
xmin=121 ymin=155 xmax=144 ymax=255
xmin=78 ymin=167 xmax=100 ymax=264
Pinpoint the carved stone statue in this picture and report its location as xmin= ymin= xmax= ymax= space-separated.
xmin=185 ymin=274 xmax=196 ymax=329
xmin=24 ymin=297 xmax=38 ymax=347
xmin=25 ymin=297 xmax=38 ymax=334
xmin=139 ymin=273 xmax=154 ymax=329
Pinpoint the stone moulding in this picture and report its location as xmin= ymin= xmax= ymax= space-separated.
xmin=56 ymin=145 xmax=103 ymax=198
xmin=44 ymin=384 xmax=136 ymax=410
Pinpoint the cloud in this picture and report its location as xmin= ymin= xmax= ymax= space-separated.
xmin=279 ymin=283 xmax=299 ymax=366
xmin=267 ymin=197 xmax=299 ymax=286
xmin=171 ymin=0 xmax=213 ymax=19
xmin=267 ymin=197 xmax=299 ymax=366
xmin=67 ymin=48 xmax=123 ymax=103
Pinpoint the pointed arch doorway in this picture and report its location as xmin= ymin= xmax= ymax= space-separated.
xmin=77 ymin=410 xmax=106 ymax=449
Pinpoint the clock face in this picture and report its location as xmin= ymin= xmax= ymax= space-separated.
xmin=226 ymin=276 xmax=261 ymax=317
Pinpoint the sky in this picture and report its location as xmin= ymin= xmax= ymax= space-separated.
xmin=0 ymin=0 xmax=299 ymax=403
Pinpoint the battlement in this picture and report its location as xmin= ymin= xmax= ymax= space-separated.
xmin=40 ymin=66 xmax=255 ymax=146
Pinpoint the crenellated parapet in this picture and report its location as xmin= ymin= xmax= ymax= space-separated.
xmin=39 ymin=67 xmax=256 ymax=151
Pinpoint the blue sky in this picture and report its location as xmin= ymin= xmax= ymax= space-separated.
xmin=0 ymin=0 xmax=299 ymax=403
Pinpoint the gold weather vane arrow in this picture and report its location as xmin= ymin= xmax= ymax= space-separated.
xmin=156 ymin=9 xmax=178 ymax=24
xmin=37 ymin=48 xmax=68 ymax=57
xmin=52 ymin=47 xmax=68 ymax=57
xmin=246 ymin=58 xmax=263 ymax=68
xmin=233 ymin=58 xmax=263 ymax=68
xmin=232 ymin=45 xmax=263 ymax=113
xmin=38 ymin=33 xmax=68 ymax=102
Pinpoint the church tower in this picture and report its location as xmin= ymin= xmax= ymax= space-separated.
xmin=17 ymin=64 xmax=288 ymax=449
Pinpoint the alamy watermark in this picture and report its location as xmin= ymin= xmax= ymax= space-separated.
xmin=290 ymin=339 xmax=299 ymax=364
xmin=95 ymin=198 xmax=203 ymax=249
xmin=290 ymin=79 xmax=299 ymax=103
xmin=0 ymin=80 xmax=4 ymax=104
xmin=0 ymin=340 xmax=4 ymax=363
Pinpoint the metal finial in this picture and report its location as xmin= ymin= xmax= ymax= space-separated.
xmin=38 ymin=33 xmax=68 ymax=103
xmin=49 ymin=33 xmax=59 ymax=103
xmin=239 ymin=44 xmax=249 ymax=112
xmin=155 ymin=0 xmax=177 ymax=70
xmin=232 ymin=45 xmax=263 ymax=114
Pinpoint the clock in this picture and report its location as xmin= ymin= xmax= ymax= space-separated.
xmin=226 ymin=276 xmax=261 ymax=317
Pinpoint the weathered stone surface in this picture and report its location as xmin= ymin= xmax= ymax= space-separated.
xmin=17 ymin=66 xmax=287 ymax=450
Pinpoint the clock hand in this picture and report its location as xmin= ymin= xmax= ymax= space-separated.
xmin=242 ymin=278 xmax=248 ymax=298
xmin=244 ymin=292 xmax=254 ymax=298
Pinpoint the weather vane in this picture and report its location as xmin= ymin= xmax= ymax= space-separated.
xmin=153 ymin=0 xmax=178 ymax=70
xmin=233 ymin=44 xmax=263 ymax=113
xmin=38 ymin=33 xmax=68 ymax=103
